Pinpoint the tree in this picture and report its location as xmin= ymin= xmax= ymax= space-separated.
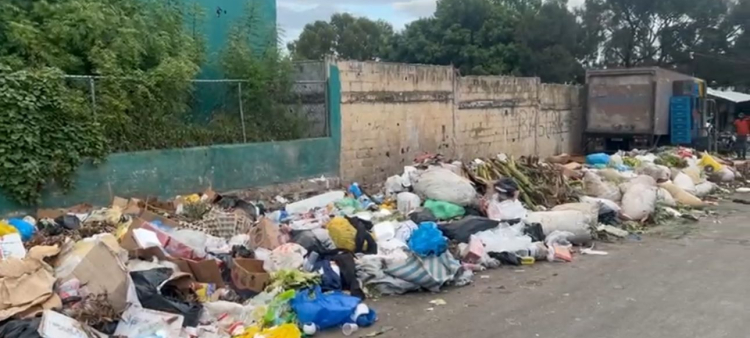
xmin=578 ymin=0 xmax=734 ymax=68
xmin=288 ymin=13 xmax=394 ymax=61
xmin=386 ymin=0 xmax=586 ymax=82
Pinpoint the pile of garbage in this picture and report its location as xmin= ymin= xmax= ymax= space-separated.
xmin=0 ymin=147 xmax=739 ymax=338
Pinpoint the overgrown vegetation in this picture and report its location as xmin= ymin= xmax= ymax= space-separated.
xmin=0 ymin=0 xmax=303 ymax=204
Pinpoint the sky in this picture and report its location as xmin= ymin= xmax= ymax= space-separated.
xmin=278 ymin=0 xmax=586 ymax=45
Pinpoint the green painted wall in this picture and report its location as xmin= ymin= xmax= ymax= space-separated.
xmin=0 ymin=65 xmax=341 ymax=215
xmin=193 ymin=0 xmax=277 ymax=79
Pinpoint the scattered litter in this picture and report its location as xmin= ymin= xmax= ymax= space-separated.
xmin=581 ymin=248 xmax=609 ymax=256
xmin=429 ymin=299 xmax=447 ymax=306
xmin=0 ymin=146 xmax=734 ymax=336
xmin=360 ymin=326 xmax=395 ymax=338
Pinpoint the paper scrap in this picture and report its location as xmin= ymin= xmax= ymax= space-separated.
xmin=0 ymin=233 xmax=26 ymax=259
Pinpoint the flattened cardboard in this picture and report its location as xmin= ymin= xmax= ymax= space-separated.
xmin=112 ymin=196 xmax=143 ymax=214
xmin=55 ymin=241 xmax=128 ymax=313
xmin=231 ymin=258 xmax=270 ymax=293
xmin=0 ymin=245 xmax=60 ymax=321
xmin=138 ymin=210 xmax=181 ymax=229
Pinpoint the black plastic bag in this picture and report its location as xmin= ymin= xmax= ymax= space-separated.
xmin=489 ymin=252 xmax=522 ymax=266
xmin=523 ymin=223 xmax=546 ymax=242
xmin=54 ymin=215 xmax=81 ymax=230
xmin=409 ymin=209 xmax=437 ymax=224
xmin=0 ymin=318 xmax=42 ymax=338
xmin=215 ymin=195 xmax=262 ymax=219
xmin=130 ymin=268 xmax=203 ymax=327
xmin=438 ymin=216 xmax=500 ymax=243
xmin=345 ymin=216 xmax=377 ymax=254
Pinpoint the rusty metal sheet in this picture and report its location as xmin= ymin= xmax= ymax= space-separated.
xmin=586 ymin=83 xmax=655 ymax=134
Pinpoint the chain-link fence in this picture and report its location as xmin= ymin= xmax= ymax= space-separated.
xmin=61 ymin=75 xmax=328 ymax=153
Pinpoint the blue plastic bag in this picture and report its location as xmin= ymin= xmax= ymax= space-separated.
xmin=586 ymin=153 xmax=611 ymax=166
xmin=408 ymin=222 xmax=448 ymax=257
xmin=290 ymin=286 xmax=361 ymax=330
xmin=8 ymin=219 xmax=36 ymax=241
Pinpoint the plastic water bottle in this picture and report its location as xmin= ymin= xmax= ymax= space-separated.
xmin=349 ymin=183 xmax=363 ymax=198
xmin=358 ymin=195 xmax=376 ymax=210
xmin=303 ymin=251 xmax=319 ymax=272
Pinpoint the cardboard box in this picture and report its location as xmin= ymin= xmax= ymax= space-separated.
xmin=54 ymin=240 xmax=128 ymax=313
xmin=231 ymin=258 xmax=270 ymax=294
xmin=112 ymin=196 xmax=144 ymax=215
xmin=119 ymin=210 xmax=180 ymax=251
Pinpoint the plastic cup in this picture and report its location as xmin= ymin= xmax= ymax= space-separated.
xmin=342 ymin=323 xmax=359 ymax=336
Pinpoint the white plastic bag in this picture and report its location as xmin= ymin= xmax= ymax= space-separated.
xmin=526 ymin=210 xmax=592 ymax=244
xmin=397 ymin=192 xmax=422 ymax=215
xmin=579 ymin=196 xmax=621 ymax=215
xmin=263 ymin=243 xmax=307 ymax=272
xmin=486 ymin=198 xmax=528 ymax=221
xmin=583 ymin=171 xmax=622 ymax=202
xmin=656 ymin=188 xmax=676 ymax=207
xmin=636 ymin=163 xmax=671 ymax=182
xmin=694 ymin=182 xmax=717 ymax=198
xmin=621 ymin=184 xmax=657 ymax=220
xmin=475 ymin=224 xmax=532 ymax=254
xmin=413 ymin=168 xmax=476 ymax=206
xmin=673 ymin=172 xmax=696 ymax=194
xmin=385 ymin=176 xmax=405 ymax=196
xmin=372 ymin=221 xmax=397 ymax=242
xmin=660 ymin=182 xmax=704 ymax=207
xmin=551 ymin=203 xmax=598 ymax=226
xmin=710 ymin=167 xmax=736 ymax=183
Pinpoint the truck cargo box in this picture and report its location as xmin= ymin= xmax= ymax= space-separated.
xmin=586 ymin=67 xmax=696 ymax=136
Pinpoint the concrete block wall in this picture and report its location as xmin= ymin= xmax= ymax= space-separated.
xmin=338 ymin=61 xmax=456 ymax=184
xmin=337 ymin=61 xmax=585 ymax=184
xmin=455 ymin=76 xmax=541 ymax=160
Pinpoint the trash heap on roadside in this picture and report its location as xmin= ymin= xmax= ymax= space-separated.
xmin=0 ymin=147 xmax=739 ymax=338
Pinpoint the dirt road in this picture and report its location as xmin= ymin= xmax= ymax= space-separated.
xmin=350 ymin=202 xmax=748 ymax=338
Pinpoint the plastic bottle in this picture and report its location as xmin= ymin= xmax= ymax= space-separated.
xmin=349 ymin=183 xmax=363 ymax=198
xmin=520 ymin=257 xmax=535 ymax=265
xmin=358 ymin=195 xmax=376 ymax=210
xmin=216 ymin=313 xmax=245 ymax=336
xmin=303 ymin=251 xmax=319 ymax=272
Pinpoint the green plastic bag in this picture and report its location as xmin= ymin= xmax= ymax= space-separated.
xmin=424 ymin=200 xmax=465 ymax=220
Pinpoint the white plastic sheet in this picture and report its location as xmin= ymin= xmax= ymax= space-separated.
xmin=285 ymin=191 xmax=345 ymax=214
